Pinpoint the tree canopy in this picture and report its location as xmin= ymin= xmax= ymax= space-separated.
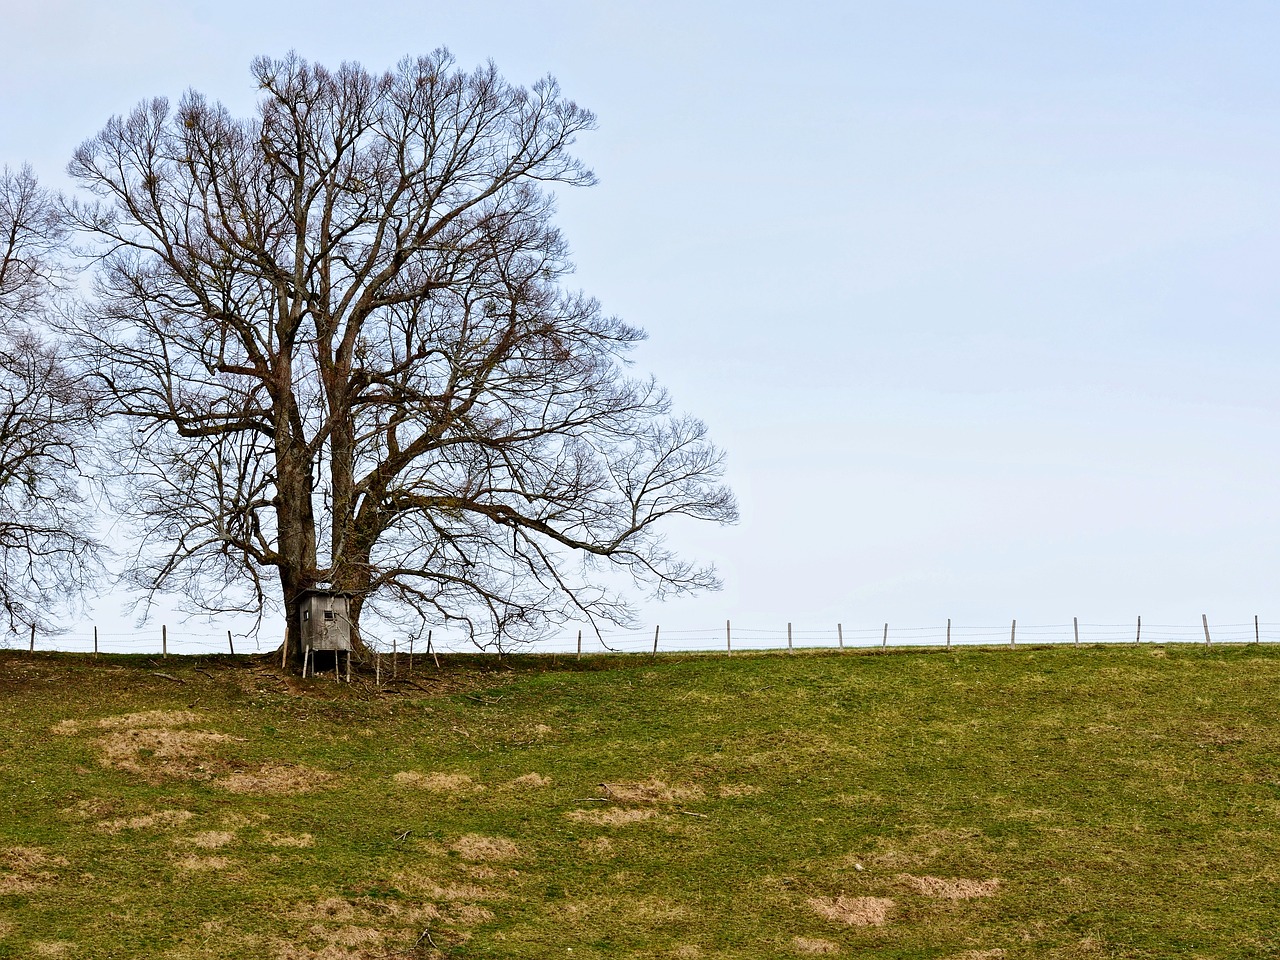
xmin=0 ymin=165 xmax=99 ymax=634
xmin=66 ymin=51 xmax=735 ymax=660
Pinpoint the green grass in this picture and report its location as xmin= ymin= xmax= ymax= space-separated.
xmin=2 ymin=644 xmax=1280 ymax=958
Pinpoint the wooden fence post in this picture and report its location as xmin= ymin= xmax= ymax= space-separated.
xmin=376 ymin=651 xmax=381 ymax=686
xmin=1136 ymin=616 xmax=1141 ymax=645
xmin=882 ymin=623 xmax=888 ymax=650
xmin=393 ymin=637 xmax=398 ymax=678
xmin=577 ymin=629 xmax=582 ymax=660
xmin=1202 ymin=614 xmax=1211 ymax=646
xmin=29 ymin=624 xmax=34 ymax=652
xmin=94 ymin=625 xmax=98 ymax=656
xmin=228 ymin=631 xmax=234 ymax=655
xmin=162 ymin=624 xmax=167 ymax=658
xmin=1073 ymin=616 xmax=1079 ymax=647
xmin=946 ymin=618 xmax=951 ymax=650
xmin=1255 ymin=615 xmax=1260 ymax=644
xmin=652 ymin=625 xmax=660 ymax=655
xmin=428 ymin=630 xmax=439 ymax=670
xmin=837 ymin=623 xmax=843 ymax=649
xmin=1010 ymin=619 xmax=1016 ymax=648
xmin=409 ymin=636 xmax=414 ymax=677
xmin=726 ymin=619 xmax=731 ymax=655
xmin=787 ymin=622 xmax=792 ymax=653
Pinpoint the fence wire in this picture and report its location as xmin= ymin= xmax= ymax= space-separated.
xmin=9 ymin=617 xmax=1278 ymax=657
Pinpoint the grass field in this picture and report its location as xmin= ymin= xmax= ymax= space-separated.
xmin=1 ymin=643 xmax=1279 ymax=959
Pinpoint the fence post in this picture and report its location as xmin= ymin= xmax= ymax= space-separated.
xmin=162 ymin=624 xmax=167 ymax=658
xmin=882 ymin=623 xmax=888 ymax=650
xmin=1010 ymin=619 xmax=1016 ymax=648
xmin=1136 ymin=616 xmax=1141 ymax=645
xmin=428 ymin=629 xmax=439 ymax=670
xmin=946 ymin=618 xmax=951 ymax=650
xmin=1073 ymin=616 xmax=1079 ymax=647
xmin=29 ymin=624 xmax=34 ymax=652
xmin=1202 ymin=614 xmax=1211 ymax=646
xmin=94 ymin=625 xmax=98 ymax=656
xmin=376 ymin=651 xmax=381 ymax=686
xmin=787 ymin=622 xmax=792 ymax=653
xmin=653 ymin=625 xmax=660 ymax=655
xmin=837 ymin=623 xmax=843 ymax=650
xmin=726 ymin=619 xmax=731 ymax=655
xmin=409 ymin=636 xmax=414 ymax=677
xmin=228 ymin=631 xmax=235 ymax=655
xmin=1256 ymin=615 xmax=1260 ymax=644
xmin=393 ymin=637 xmax=398 ymax=678
xmin=577 ymin=629 xmax=582 ymax=660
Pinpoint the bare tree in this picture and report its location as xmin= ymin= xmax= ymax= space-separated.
xmin=0 ymin=165 xmax=99 ymax=636
xmin=67 ymin=51 xmax=736 ymax=665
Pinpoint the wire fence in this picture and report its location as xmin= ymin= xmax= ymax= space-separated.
xmin=5 ymin=614 xmax=1277 ymax=658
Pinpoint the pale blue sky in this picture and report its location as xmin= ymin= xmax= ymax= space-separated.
xmin=3 ymin=1 xmax=1279 ymax=648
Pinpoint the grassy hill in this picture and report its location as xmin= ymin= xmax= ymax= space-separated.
xmin=1 ymin=644 xmax=1278 ymax=959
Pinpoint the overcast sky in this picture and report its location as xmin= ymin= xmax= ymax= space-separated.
xmin=3 ymin=1 xmax=1279 ymax=650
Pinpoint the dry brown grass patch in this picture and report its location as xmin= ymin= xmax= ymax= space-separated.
xmin=566 ymin=807 xmax=659 ymax=827
xmin=0 ymin=847 xmax=67 ymax=893
xmin=451 ymin=834 xmax=520 ymax=862
xmin=945 ymin=951 xmax=1006 ymax=960
xmin=183 ymin=830 xmax=236 ymax=849
xmin=0 ymin=921 xmax=12 ymax=938
xmin=220 ymin=764 xmax=331 ymax=795
xmin=263 ymin=831 xmax=314 ymax=847
xmin=507 ymin=772 xmax=552 ymax=789
xmin=672 ymin=946 xmax=702 ymax=958
xmin=32 ymin=943 xmax=74 ymax=958
xmin=808 ymin=896 xmax=894 ymax=927
xmin=175 ymin=855 xmax=232 ymax=871
xmin=391 ymin=870 xmax=499 ymax=903
xmin=718 ymin=783 xmax=761 ymax=798
xmin=97 ymin=727 xmax=233 ymax=779
xmin=99 ymin=808 xmax=194 ymax=834
xmin=793 ymin=938 xmax=841 ymax=955
xmin=393 ymin=771 xmax=477 ymax=793
xmin=600 ymin=778 xmax=703 ymax=804
xmin=898 ymin=875 xmax=1000 ymax=900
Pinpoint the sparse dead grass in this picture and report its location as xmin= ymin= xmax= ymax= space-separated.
xmin=898 ymin=874 xmax=1000 ymax=899
xmin=793 ymin=937 xmax=841 ymax=955
xmin=99 ymin=808 xmax=195 ymax=834
xmin=175 ymin=854 xmax=233 ymax=871
xmin=0 ymin=847 xmax=67 ymax=893
xmin=393 ymin=770 xmax=477 ymax=792
xmin=506 ymin=772 xmax=552 ymax=789
xmin=807 ymin=895 xmax=895 ymax=927
xmin=263 ymin=831 xmax=314 ymax=847
xmin=220 ymin=764 xmax=331 ymax=795
xmin=451 ymin=834 xmax=520 ymax=862
xmin=182 ymin=830 xmax=236 ymax=849
xmin=599 ymin=778 xmax=703 ymax=804
xmin=566 ymin=807 xmax=659 ymax=826
xmin=96 ymin=727 xmax=233 ymax=779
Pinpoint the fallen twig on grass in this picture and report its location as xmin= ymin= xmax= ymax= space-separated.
xmin=152 ymin=672 xmax=185 ymax=684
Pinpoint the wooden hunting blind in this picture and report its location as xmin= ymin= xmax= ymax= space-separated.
xmin=298 ymin=588 xmax=353 ymax=680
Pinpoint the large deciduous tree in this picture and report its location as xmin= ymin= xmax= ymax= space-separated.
xmin=0 ymin=165 xmax=98 ymax=635
xmin=68 ymin=52 xmax=736 ymax=664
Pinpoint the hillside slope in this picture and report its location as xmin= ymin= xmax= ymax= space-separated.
xmin=1 ymin=645 xmax=1278 ymax=958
